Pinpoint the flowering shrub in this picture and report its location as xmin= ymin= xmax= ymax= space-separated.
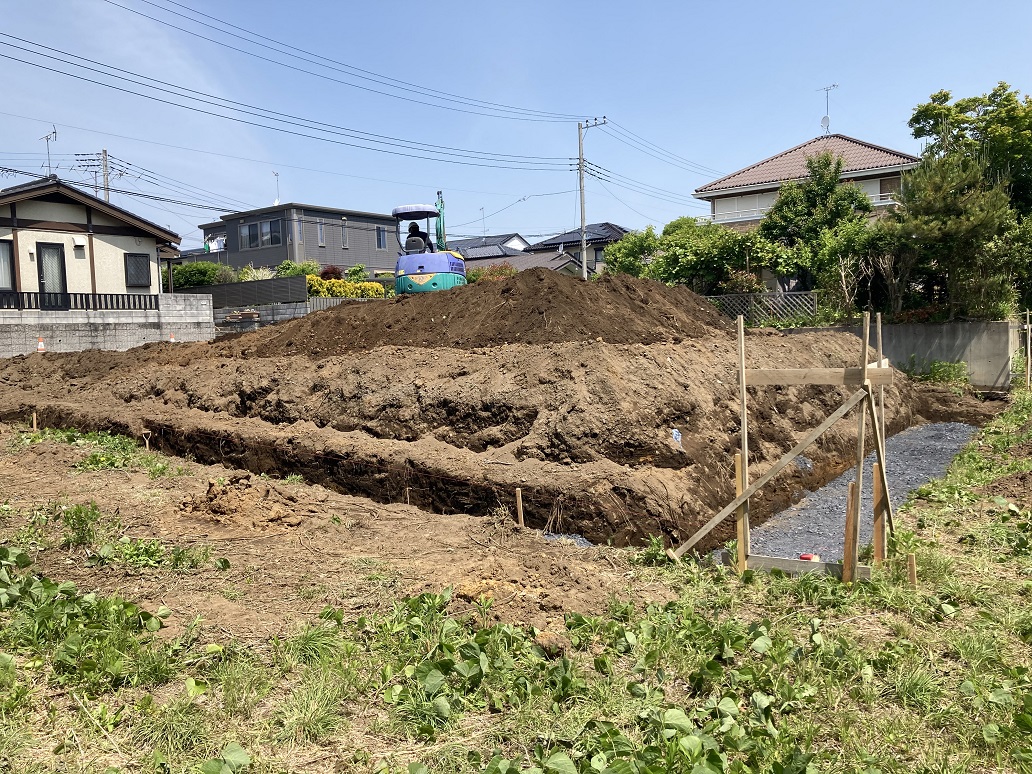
xmin=306 ymin=275 xmax=385 ymax=298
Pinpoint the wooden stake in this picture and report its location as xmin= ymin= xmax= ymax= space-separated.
xmin=737 ymin=316 xmax=750 ymax=561
xmin=1026 ymin=310 xmax=1031 ymax=390
xmin=673 ymin=389 xmax=867 ymax=558
xmin=907 ymin=553 xmax=918 ymax=587
xmin=872 ymin=461 xmax=886 ymax=565
xmin=864 ymin=387 xmax=896 ymax=535
xmin=734 ymin=452 xmax=748 ymax=571
xmin=842 ymin=480 xmax=859 ymax=583
xmin=515 ymin=488 xmax=524 ymax=528
xmin=405 ymin=487 xmax=410 ymax=505
xmin=844 ymin=313 xmax=870 ymax=582
xmin=876 ymin=312 xmax=886 ymax=448
xmin=31 ymin=411 xmax=37 ymax=432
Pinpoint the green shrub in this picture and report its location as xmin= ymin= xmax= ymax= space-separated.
xmin=171 ymin=261 xmax=221 ymax=289
xmin=239 ymin=264 xmax=275 ymax=282
xmin=276 ymin=260 xmax=320 ymax=278
xmin=306 ymin=276 xmax=385 ymax=298
xmin=344 ymin=263 xmax=370 ymax=282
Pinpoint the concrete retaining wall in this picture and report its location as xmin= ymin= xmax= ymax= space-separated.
xmin=788 ymin=320 xmax=1020 ymax=390
xmin=214 ymin=297 xmax=380 ymax=332
xmin=0 ymin=294 xmax=214 ymax=358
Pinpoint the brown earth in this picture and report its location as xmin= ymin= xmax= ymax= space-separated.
xmin=0 ymin=424 xmax=662 ymax=636
xmin=0 ymin=269 xmax=997 ymax=551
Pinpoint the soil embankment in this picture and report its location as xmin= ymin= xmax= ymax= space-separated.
xmin=0 ymin=269 xmax=990 ymax=549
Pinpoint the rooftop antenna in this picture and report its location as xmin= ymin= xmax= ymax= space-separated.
xmin=480 ymin=207 xmax=485 ymax=241
xmin=40 ymin=125 xmax=58 ymax=175
xmin=272 ymin=171 xmax=280 ymax=205
xmin=818 ymin=84 xmax=838 ymax=134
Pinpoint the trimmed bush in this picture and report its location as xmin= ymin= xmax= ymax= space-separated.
xmin=306 ymin=276 xmax=385 ymax=299
xmin=171 ymin=261 xmax=221 ymax=289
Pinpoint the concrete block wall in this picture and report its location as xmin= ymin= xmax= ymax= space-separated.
xmin=0 ymin=294 xmax=214 ymax=359
xmin=214 ymin=297 xmax=379 ymax=329
xmin=787 ymin=320 xmax=1019 ymax=390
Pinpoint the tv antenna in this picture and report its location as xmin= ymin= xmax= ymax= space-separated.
xmin=818 ymin=84 xmax=838 ymax=134
xmin=273 ymin=171 xmax=280 ymax=205
xmin=39 ymin=125 xmax=58 ymax=175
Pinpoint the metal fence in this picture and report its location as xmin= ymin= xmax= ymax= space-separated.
xmin=177 ymin=275 xmax=308 ymax=308
xmin=0 ymin=291 xmax=160 ymax=311
xmin=705 ymin=291 xmax=820 ymax=325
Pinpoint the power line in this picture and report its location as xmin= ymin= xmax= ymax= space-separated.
xmin=589 ymin=178 xmax=664 ymax=223
xmin=101 ymin=0 xmax=583 ymax=123
xmin=0 ymin=35 xmax=572 ymax=168
xmin=583 ymin=162 xmax=705 ymax=208
xmin=449 ymin=191 xmax=577 ymax=228
xmin=605 ymin=120 xmax=723 ymax=176
xmin=0 ymin=109 xmax=543 ymax=198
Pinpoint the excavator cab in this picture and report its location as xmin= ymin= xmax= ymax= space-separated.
xmin=392 ymin=204 xmax=467 ymax=294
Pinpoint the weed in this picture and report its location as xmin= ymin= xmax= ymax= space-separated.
xmin=59 ymin=501 xmax=107 ymax=547
xmin=284 ymin=473 xmax=305 ymax=484
xmin=273 ymin=664 xmax=351 ymax=742
xmin=630 ymin=534 xmax=669 ymax=566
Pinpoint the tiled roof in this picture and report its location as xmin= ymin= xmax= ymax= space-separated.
xmin=694 ymin=134 xmax=920 ymax=196
xmin=455 ymin=244 xmax=527 ymax=260
xmin=528 ymin=222 xmax=628 ymax=251
xmin=0 ymin=174 xmax=180 ymax=243
xmin=465 ymin=250 xmax=592 ymax=274
xmin=448 ymin=233 xmax=523 ymax=250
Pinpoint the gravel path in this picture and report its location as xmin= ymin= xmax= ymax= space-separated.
xmin=749 ymin=422 xmax=977 ymax=561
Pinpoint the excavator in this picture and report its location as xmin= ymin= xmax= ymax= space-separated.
xmin=392 ymin=201 xmax=467 ymax=294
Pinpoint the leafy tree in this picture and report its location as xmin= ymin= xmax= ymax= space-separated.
xmin=604 ymin=226 xmax=660 ymax=278
xmin=876 ymin=153 xmax=1015 ymax=318
xmin=170 ymin=261 xmax=220 ymax=289
xmin=758 ymin=152 xmax=872 ymax=288
xmin=909 ymin=82 xmax=1032 ymax=215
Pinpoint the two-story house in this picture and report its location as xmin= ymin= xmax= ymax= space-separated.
xmin=197 ymin=203 xmax=401 ymax=273
xmin=693 ymin=134 xmax=920 ymax=230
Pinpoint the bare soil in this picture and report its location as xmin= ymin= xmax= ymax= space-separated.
xmin=0 ymin=270 xmax=996 ymax=552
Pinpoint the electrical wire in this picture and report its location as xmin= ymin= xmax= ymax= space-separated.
xmin=0 ymin=109 xmax=543 ymax=198
xmin=0 ymin=36 xmax=572 ymax=167
xmin=449 ymin=191 xmax=577 ymax=228
xmin=589 ymin=178 xmax=664 ymax=223
xmin=605 ymin=120 xmax=723 ymax=176
xmin=100 ymin=0 xmax=583 ymax=123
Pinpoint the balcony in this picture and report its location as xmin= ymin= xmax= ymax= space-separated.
xmin=699 ymin=192 xmax=899 ymax=224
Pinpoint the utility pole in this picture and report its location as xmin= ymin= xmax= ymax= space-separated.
xmin=101 ymin=149 xmax=110 ymax=202
xmin=577 ymin=117 xmax=606 ymax=281
xmin=578 ymin=122 xmax=587 ymax=281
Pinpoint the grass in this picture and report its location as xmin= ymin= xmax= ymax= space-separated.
xmin=20 ymin=427 xmax=190 ymax=478
xmin=3 ymin=396 xmax=1032 ymax=772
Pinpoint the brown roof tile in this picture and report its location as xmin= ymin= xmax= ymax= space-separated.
xmin=694 ymin=134 xmax=919 ymax=196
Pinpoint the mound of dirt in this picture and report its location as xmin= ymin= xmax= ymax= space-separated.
xmin=180 ymin=472 xmax=331 ymax=532
xmin=229 ymin=268 xmax=732 ymax=357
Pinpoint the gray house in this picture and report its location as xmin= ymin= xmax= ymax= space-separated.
xmin=198 ymin=203 xmax=401 ymax=273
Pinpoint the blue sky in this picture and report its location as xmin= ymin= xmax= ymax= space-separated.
xmin=2 ymin=0 xmax=1030 ymax=250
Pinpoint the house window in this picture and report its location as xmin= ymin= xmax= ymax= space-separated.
xmin=317 ymin=218 xmax=326 ymax=247
xmin=341 ymin=218 xmax=348 ymax=248
xmin=376 ymin=225 xmax=387 ymax=250
xmin=0 ymin=241 xmax=13 ymax=291
xmin=880 ymin=176 xmax=902 ymax=199
xmin=124 ymin=253 xmax=152 ymax=288
xmin=594 ymin=247 xmax=605 ymax=264
xmin=239 ymin=222 xmax=259 ymax=249
xmin=260 ymin=219 xmax=282 ymax=247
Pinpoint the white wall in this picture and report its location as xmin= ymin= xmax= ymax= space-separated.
xmin=1 ymin=199 xmax=159 ymax=294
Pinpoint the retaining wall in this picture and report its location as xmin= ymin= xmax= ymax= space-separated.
xmin=0 ymin=294 xmax=214 ymax=358
xmin=214 ymin=297 xmax=380 ymax=333
xmin=788 ymin=320 xmax=1019 ymax=390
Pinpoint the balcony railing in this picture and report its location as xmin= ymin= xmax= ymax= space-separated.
xmin=0 ymin=291 xmax=160 ymax=311
xmin=701 ymin=192 xmax=899 ymax=223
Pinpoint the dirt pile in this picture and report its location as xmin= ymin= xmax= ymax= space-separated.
xmin=0 ymin=271 xmax=992 ymax=551
xmin=225 ymin=268 xmax=733 ymax=357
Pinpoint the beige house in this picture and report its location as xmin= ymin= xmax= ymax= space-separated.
xmin=0 ymin=175 xmax=179 ymax=306
xmin=693 ymin=134 xmax=920 ymax=230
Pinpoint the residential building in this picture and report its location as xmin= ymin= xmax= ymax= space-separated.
xmin=198 ymin=203 xmax=401 ymax=273
xmin=448 ymin=233 xmax=531 ymax=254
xmin=526 ymin=223 xmax=629 ymax=272
xmin=693 ymin=134 xmax=920 ymax=230
xmin=0 ymin=175 xmax=179 ymax=303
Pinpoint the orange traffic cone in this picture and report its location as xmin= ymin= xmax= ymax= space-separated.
xmin=36 ymin=337 xmax=45 ymax=353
